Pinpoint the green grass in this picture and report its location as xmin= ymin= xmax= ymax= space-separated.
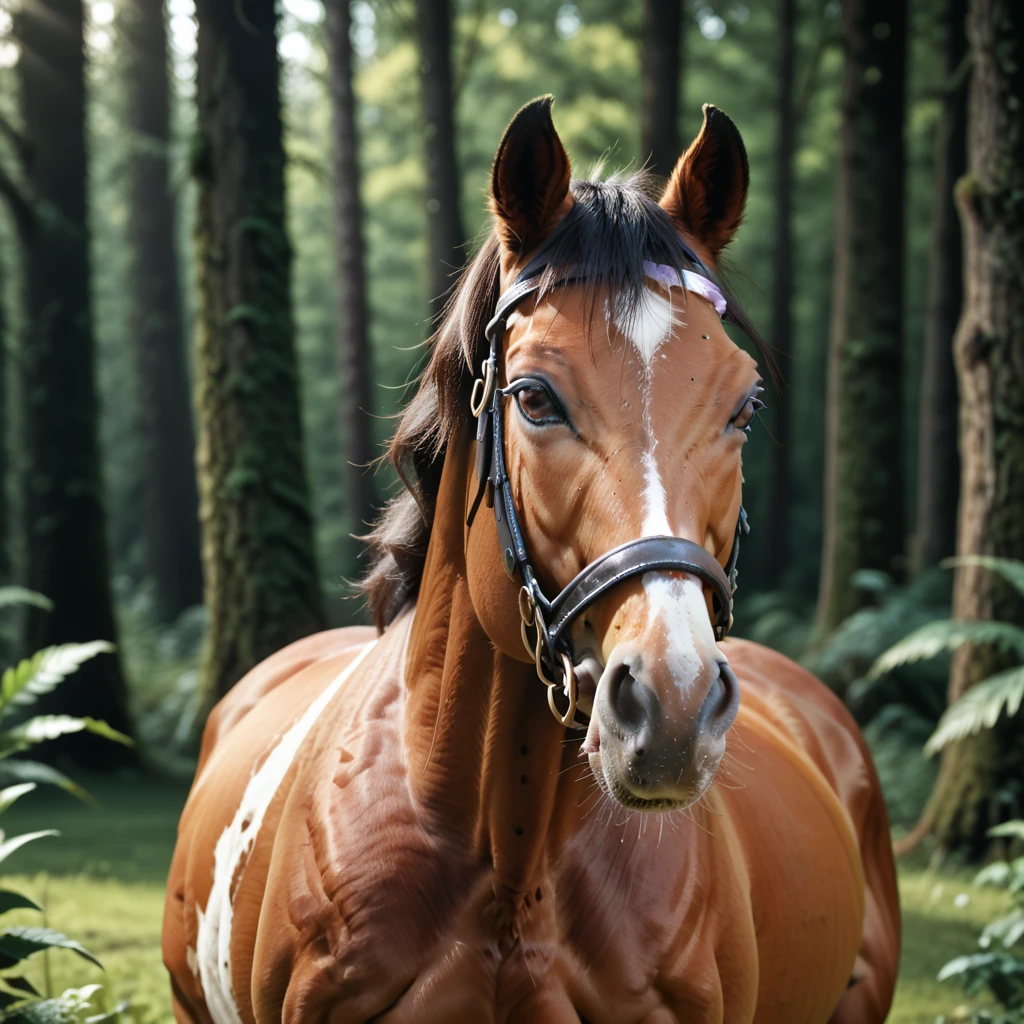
xmin=1 ymin=779 xmax=1012 ymax=1022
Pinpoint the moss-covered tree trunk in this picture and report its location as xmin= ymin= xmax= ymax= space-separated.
xmin=14 ymin=0 xmax=135 ymax=763
xmin=121 ymin=0 xmax=203 ymax=623
xmin=193 ymin=0 xmax=324 ymax=700
xmin=817 ymin=0 xmax=908 ymax=632
xmin=325 ymin=0 xmax=376 ymax=551
xmin=913 ymin=0 xmax=966 ymax=574
xmin=640 ymin=0 xmax=685 ymax=180
xmin=416 ymin=0 xmax=465 ymax=323
xmin=761 ymin=0 xmax=796 ymax=591
xmin=927 ymin=0 xmax=1024 ymax=857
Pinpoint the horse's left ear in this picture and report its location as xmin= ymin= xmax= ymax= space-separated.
xmin=491 ymin=96 xmax=572 ymax=255
xmin=660 ymin=105 xmax=749 ymax=260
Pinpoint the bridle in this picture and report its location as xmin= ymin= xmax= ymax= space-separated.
xmin=466 ymin=214 xmax=750 ymax=729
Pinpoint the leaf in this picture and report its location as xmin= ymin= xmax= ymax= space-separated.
xmin=868 ymin=620 xmax=1024 ymax=679
xmin=3 ymin=978 xmax=39 ymax=998
xmin=925 ymin=667 xmax=1024 ymax=755
xmin=943 ymin=556 xmax=1024 ymax=598
xmin=0 ymin=832 xmax=58 ymax=869
xmin=989 ymin=821 xmax=1024 ymax=841
xmin=0 ymin=926 xmax=101 ymax=970
xmin=0 ymin=891 xmax=42 ymax=915
xmin=0 ymin=643 xmax=116 ymax=717
xmin=4 ymin=718 xmax=132 ymax=749
xmin=0 ymin=590 xmax=52 ymax=613
xmin=0 ymin=785 xmax=36 ymax=817
xmin=0 ymin=762 xmax=94 ymax=806
xmin=0 ymin=997 xmax=73 ymax=1023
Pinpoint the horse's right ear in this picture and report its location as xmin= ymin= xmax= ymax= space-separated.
xmin=490 ymin=96 xmax=572 ymax=255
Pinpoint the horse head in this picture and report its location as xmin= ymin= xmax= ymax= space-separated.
xmin=464 ymin=97 xmax=765 ymax=812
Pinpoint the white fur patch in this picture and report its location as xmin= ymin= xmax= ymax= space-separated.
xmin=615 ymin=289 xmax=676 ymax=369
xmin=195 ymin=641 xmax=377 ymax=1024
xmin=643 ymin=573 xmax=717 ymax=692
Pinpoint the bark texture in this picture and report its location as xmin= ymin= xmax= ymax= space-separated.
xmin=14 ymin=0 xmax=135 ymax=762
xmin=928 ymin=0 xmax=1024 ymax=857
xmin=325 ymin=0 xmax=376 ymax=545
xmin=640 ymin=0 xmax=685 ymax=180
xmin=817 ymin=0 xmax=908 ymax=632
xmin=913 ymin=0 xmax=967 ymax=573
xmin=416 ymin=0 xmax=466 ymax=322
xmin=761 ymin=0 xmax=796 ymax=590
xmin=122 ymin=0 xmax=203 ymax=622
xmin=193 ymin=0 xmax=325 ymax=699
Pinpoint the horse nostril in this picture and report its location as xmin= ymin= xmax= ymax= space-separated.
xmin=701 ymin=660 xmax=740 ymax=735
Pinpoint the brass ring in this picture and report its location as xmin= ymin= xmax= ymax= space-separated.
xmin=469 ymin=359 xmax=495 ymax=417
xmin=546 ymin=652 xmax=580 ymax=728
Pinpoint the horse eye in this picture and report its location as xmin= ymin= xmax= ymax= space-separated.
xmin=515 ymin=386 xmax=560 ymax=424
xmin=733 ymin=393 xmax=765 ymax=432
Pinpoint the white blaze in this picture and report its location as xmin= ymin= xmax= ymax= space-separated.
xmin=195 ymin=640 xmax=377 ymax=1024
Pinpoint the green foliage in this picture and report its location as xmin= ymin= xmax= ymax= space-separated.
xmin=0 ymin=596 xmax=130 ymax=1021
xmin=936 ymin=822 xmax=1024 ymax=1023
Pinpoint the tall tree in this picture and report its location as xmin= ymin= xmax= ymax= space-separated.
xmin=924 ymin=0 xmax=1024 ymax=857
xmin=760 ymin=0 xmax=796 ymax=590
xmin=120 ymin=0 xmax=203 ymax=623
xmin=817 ymin=0 xmax=908 ymax=632
xmin=325 ymin=0 xmax=375 ymax=548
xmin=13 ymin=0 xmax=135 ymax=760
xmin=416 ymin=0 xmax=466 ymax=322
xmin=640 ymin=0 xmax=685 ymax=179
xmin=192 ymin=0 xmax=325 ymax=699
xmin=912 ymin=0 xmax=967 ymax=573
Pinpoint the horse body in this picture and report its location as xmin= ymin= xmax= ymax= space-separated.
xmin=165 ymin=99 xmax=900 ymax=1022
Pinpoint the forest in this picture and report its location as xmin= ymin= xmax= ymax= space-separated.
xmin=0 ymin=0 xmax=1022 ymax=1020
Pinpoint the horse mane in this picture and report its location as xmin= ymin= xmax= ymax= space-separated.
xmin=360 ymin=172 xmax=770 ymax=630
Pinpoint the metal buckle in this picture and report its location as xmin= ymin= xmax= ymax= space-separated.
xmin=519 ymin=586 xmax=583 ymax=730
xmin=469 ymin=358 xmax=496 ymax=418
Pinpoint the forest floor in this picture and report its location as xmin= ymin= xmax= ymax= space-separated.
xmin=3 ymin=778 xmax=1009 ymax=1023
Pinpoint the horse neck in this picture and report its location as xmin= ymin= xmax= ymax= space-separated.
xmin=403 ymin=436 xmax=572 ymax=893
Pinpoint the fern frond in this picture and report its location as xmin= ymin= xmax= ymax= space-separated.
xmin=868 ymin=619 xmax=1024 ymax=678
xmin=942 ymin=556 xmax=1024 ymax=598
xmin=2 ymin=716 xmax=132 ymax=749
xmin=0 ymin=588 xmax=53 ymax=612
xmin=925 ymin=667 xmax=1024 ymax=756
xmin=0 ymin=642 xmax=115 ymax=718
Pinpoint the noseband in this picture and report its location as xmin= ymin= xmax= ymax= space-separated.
xmin=466 ymin=218 xmax=750 ymax=729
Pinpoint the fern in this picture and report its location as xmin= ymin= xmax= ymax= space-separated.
xmin=0 ymin=590 xmax=52 ymax=612
xmin=925 ymin=667 xmax=1024 ymax=755
xmin=868 ymin=619 xmax=1024 ymax=678
xmin=944 ymin=555 xmax=1024 ymax=598
xmin=0 ymin=643 xmax=115 ymax=717
xmin=1 ymin=716 xmax=131 ymax=751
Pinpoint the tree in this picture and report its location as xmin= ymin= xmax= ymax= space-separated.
xmin=13 ymin=0 xmax=135 ymax=761
xmin=913 ymin=0 xmax=967 ymax=573
xmin=920 ymin=0 xmax=1024 ymax=858
xmin=415 ymin=0 xmax=466 ymax=322
xmin=760 ymin=0 xmax=796 ymax=591
xmin=817 ymin=0 xmax=908 ymax=632
xmin=325 ymin=0 xmax=376 ymax=548
xmin=120 ymin=0 xmax=203 ymax=623
xmin=640 ymin=0 xmax=686 ymax=180
xmin=192 ymin=0 xmax=325 ymax=699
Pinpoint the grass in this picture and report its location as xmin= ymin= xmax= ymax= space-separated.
xmin=1 ymin=778 xmax=1011 ymax=1023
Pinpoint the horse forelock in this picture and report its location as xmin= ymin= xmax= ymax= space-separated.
xmin=360 ymin=172 xmax=770 ymax=632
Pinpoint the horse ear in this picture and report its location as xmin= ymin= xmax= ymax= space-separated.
xmin=660 ymin=105 xmax=749 ymax=259
xmin=490 ymin=96 xmax=572 ymax=255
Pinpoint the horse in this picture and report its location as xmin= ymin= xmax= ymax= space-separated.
xmin=163 ymin=97 xmax=900 ymax=1023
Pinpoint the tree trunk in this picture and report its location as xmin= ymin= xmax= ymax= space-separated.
xmin=193 ymin=0 xmax=325 ymax=700
xmin=927 ymin=0 xmax=1024 ymax=858
xmin=416 ymin=0 xmax=466 ymax=323
xmin=817 ymin=0 xmax=908 ymax=633
xmin=325 ymin=0 xmax=376 ymax=548
xmin=0 ymin=246 xmax=8 ymax=588
xmin=913 ymin=0 xmax=967 ymax=573
xmin=760 ymin=0 xmax=796 ymax=591
xmin=121 ymin=0 xmax=203 ymax=623
xmin=14 ymin=0 xmax=135 ymax=763
xmin=640 ymin=0 xmax=685 ymax=180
